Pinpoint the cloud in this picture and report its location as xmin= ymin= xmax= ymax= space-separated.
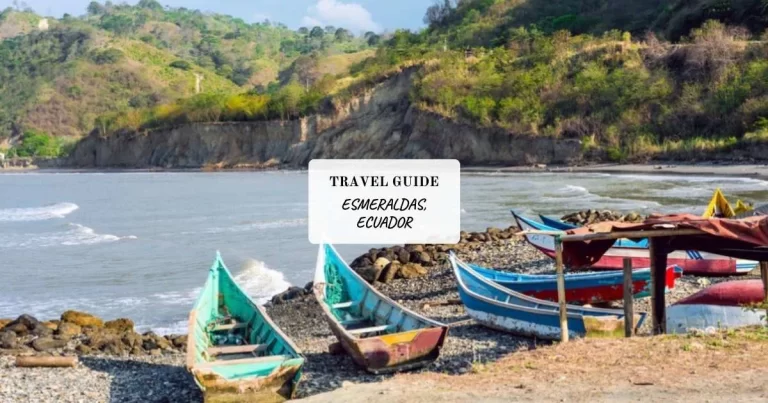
xmin=302 ymin=0 xmax=381 ymax=33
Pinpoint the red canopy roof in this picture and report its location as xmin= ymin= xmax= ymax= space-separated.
xmin=562 ymin=214 xmax=768 ymax=267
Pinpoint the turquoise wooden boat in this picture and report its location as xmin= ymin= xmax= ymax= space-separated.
xmin=313 ymin=244 xmax=448 ymax=373
xmin=186 ymin=252 xmax=304 ymax=402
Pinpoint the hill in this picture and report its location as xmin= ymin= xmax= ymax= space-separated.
xmin=0 ymin=2 xmax=374 ymax=156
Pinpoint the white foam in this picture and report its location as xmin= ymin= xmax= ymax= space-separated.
xmin=188 ymin=218 xmax=307 ymax=235
xmin=0 ymin=223 xmax=136 ymax=249
xmin=0 ymin=202 xmax=79 ymax=222
xmin=234 ymin=258 xmax=292 ymax=305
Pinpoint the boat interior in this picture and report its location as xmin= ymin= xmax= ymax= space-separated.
xmin=321 ymin=245 xmax=438 ymax=338
xmin=190 ymin=260 xmax=299 ymax=379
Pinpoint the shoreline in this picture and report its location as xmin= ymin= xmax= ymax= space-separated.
xmin=4 ymin=162 xmax=768 ymax=178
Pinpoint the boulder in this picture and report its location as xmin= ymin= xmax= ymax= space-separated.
xmin=56 ymin=322 xmax=82 ymax=340
xmin=396 ymin=249 xmax=410 ymax=264
xmin=75 ymin=344 xmax=92 ymax=354
xmin=142 ymin=332 xmax=171 ymax=351
xmin=0 ymin=319 xmax=11 ymax=329
xmin=414 ymin=251 xmax=432 ymax=266
xmin=32 ymin=337 xmax=67 ymax=352
xmin=270 ymin=286 xmax=305 ymax=305
xmin=0 ymin=330 xmax=17 ymax=349
xmin=3 ymin=314 xmax=42 ymax=336
xmin=42 ymin=321 xmax=59 ymax=331
xmin=373 ymin=257 xmax=390 ymax=271
xmin=350 ymin=256 xmax=372 ymax=269
xmin=381 ymin=262 xmax=401 ymax=283
xmin=399 ymin=263 xmax=427 ymax=279
xmin=356 ymin=265 xmax=384 ymax=284
xmin=303 ymin=281 xmax=314 ymax=294
xmin=31 ymin=324 xmax=53 ymax=337
xmin=87 ymin=331 xmax=120 ymax=350
xmin=170 ymin=334 xmax=187 ymax=349
xmin=149 ymin=348 xmax=162 ymax=356
xmin=121 ymin=332 xmax=142 ymax=349
xmin=104 ymin=318 xmax=134 ymax=333
xmin=405 ymin=244 xmax=424 ymax=253
xmin=61 ymin=310 xmax=104 ymax=328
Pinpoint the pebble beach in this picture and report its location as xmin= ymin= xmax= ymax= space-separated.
xmin=1 ymin=231 xmax=754 ymax=402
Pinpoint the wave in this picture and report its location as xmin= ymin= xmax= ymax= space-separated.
xmin=234 ymin=258 xmax=292 ymax=305
xmin=552 ymin=185 xmax=589 ymax=196
xmin=0 ymin=223 xmax=136 ymax=249
xmin=0 ymin=202 xmax=79 ymax=222
xmin=186 ymin=218 xmax=307 ymax=235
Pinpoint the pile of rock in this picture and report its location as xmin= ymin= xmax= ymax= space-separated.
xmin=349 ymin=226 xmax=520 ymax=284
xmin=561 ymin=210 xmax=644 ymax=226
xmin=0 ymin=311 xmax=186 ymax=357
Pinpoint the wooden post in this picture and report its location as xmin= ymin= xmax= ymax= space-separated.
xmin=761 ymin=262 xmax=768 ymax=303
xmin=623 ymin=257 xmax=634 ymax=337
xmin=555 ymin=236 xmax=568 ymax=342
xmin=649 ymin=238 xmax=668 ymax=335
xmin=16 ymin=356 xmax=78 ymax=368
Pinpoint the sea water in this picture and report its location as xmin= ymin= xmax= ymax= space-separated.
xmin=1 ymin=170 xmax=767 ymax=333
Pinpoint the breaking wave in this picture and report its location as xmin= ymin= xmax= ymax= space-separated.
xmin=233 ymin=259 xmax=292 ymax=305
xmin=0 ymin=223 xmax=136 ymax=249
xmin=0 ymin=202 xmax=79 ymax=222
xmin=187 ymin=218 xmax=307 ymax=235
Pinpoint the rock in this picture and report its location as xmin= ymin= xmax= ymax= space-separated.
xmin=415 ymin=251 xmax=432 ymax=266
xmin=0 ymin=330 xmax=17 ymax=349
xmin=396 ymin=249 xmax=410 ymax=264
xmin=104 ymin=318 xmax=134 ymax=333
xmin=87 ymin=331 xmax=120 ymax=350
xmin=130 ymin=346 xmax=144 ymax=355
xmin=356 ymin=266 xmax=382 ymax=284
xmin=56 ymin=322 xmax=82 ymax=340
xmin=271 ymin=286 xmax=305 ymax=305
xmin=381 ymin=262 xmax=401 ymax=283
xmin=373 ymin=257 xmax=390 ymax=271
xmin=303 ymin=281 xmax=314 ymax=294
xmin=142 ymin=332 xmax=171 ymax=350
xmin=149 ymin=348 xmax=162 ymax=356
xmin=0 ymin=319 xmax=11 ymax=329
xmin=350 ymin=256 xmax=372 ymax=269
xmin=3 ymin=314 xmax=42 ymax=336
xmin=31 ymin=324 xmax=53 ymax=337
xmin=75 ymin=344 xmax=92 ymax=354
xmin=61 ymin=310 xmax=104 ymax=328
xmin=170 ymin=334 xmax=187 ymax=349
xmin=42 ymin=320 xmax=59 ymax=331
xmin=32 ymin=337 xmax=67 ymax=352
xmin=121 ymin=332 xmax=142 ymax=349
xmin=405 ymin=244 xmax=424 ymax=253
xmin=399 ymin=263 xmax=427 ymax=279
xmin=328 ymin=341 xmax=345 ymax=355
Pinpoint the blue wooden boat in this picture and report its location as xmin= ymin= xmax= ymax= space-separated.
xmin=469 ymin=262 xmax=683 ymax=304
xmin=450 ymin=253 xmax=646 ymax=340
xmin=186 ymin=252 xmax=304 ymax=402
xmin=519 ymin=211 xmax=647 ymax=248
xmin=539 ymin=215 xmax=577 ymax=230
xmin=313 ymin=244 xmax=448 ymax=373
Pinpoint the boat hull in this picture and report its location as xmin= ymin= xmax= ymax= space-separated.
xmin=452 ymin=254 xmax=645 ymax=340
xmin=666 ymin=279 xmax=767 ymax=334
xmin=314 ymin=244 xmax=448 ymax=374
xmin=471 ymin=264 xmax=681 ymax=304
xmin=514 ymin=212 xmax=756 ymax=276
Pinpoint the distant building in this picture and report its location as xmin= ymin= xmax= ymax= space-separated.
xmin=38 ymin=18 xmax=49 ymax=31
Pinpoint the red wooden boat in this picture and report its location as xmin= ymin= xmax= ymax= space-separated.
xmin=666 ymin=280 xmax=766 ymax=333
xmin=514 ymin=212 xmax=757 ymax=276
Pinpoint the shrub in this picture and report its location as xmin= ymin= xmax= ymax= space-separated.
xmin=91 ymin=48 xmax=125 ymax=65
xmin=14 ymin=130 xmax=60 ymax=157
xmin=169 ymin=60 xmax=192 ymax=70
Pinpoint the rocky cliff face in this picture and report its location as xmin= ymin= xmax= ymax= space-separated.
xmin=67 ymin=69 xmax=583 ymax=169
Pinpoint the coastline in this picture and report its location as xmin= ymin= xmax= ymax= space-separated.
xmin=4 ymin=162 xmax=768 ymax=179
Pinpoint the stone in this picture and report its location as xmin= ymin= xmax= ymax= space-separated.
xmin=416 ymin=251 xmax=432 ymax=266
xmin=0 ymin=330 xmax=17 ymax=349
xmin=271 ymin=286 xmax=305 ymax=305
xmin=32 ymin=337 xmax=67 ymax=352
xmin=381 ymin=261 xmax=401 ymax=283
xmin=396 ymin=249 xmax=410 ymax=264
xmin=121 ymin=332 xmax=142 ymax=349
xmin=130 ymin=346 xmax=144 ymax=355
xmin=105 ymin=318 xmax=134 ymax=333
xmin=399 ymin=263 xmax=427 ymax=279
xmin=356 ymin=266 xmax=382 ymax=284
xmin=87 ymin=330 xmax=123 ymax=353
xmin=149 ymin=348 xmax=162 ymax=356
xmin=171 ymin=334 xmax=187 ymax=349
xmin=143 ymin=332 xmax=172 ymax=350
xmin=328 ymin=341 xmax=345 ymax=355
xmin=406 ymin=244 xmax=424 ymax=253
xmin=3 ymin=314 xmax=42 ymax=336
xmin=31 ymin=324 xmax=53 ymax=337
xmin=61 ymin=310 xmax=104 ymax=328
xmin=75 ymin=344 xmax=92 ymax=354
xmin=42 ymin=320 xmax=59 ymax=331
xmin=0 ymin=319 xmax=11 ymax=329
xmin=56 ymin=322 xmax=82 ymax=340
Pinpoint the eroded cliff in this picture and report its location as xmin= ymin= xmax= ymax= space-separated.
xmin=67 ymin=69 xmax=583 ymax=169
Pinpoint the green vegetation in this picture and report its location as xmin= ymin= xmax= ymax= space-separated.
xmin=0 ymin=2 xmax=375 ymax=143
xmin=5 ymin=130 xmax=72 ymax=158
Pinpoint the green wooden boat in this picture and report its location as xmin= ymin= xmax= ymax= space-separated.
xmin=186 ymin=252 xmax=304 ymax=402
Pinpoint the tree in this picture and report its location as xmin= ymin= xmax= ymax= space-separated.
xmin=298 ymin=27 xmax=309 ymax=35
xmin=324 ymin=25 xmax=336 ymax=34
xmin=423 ymin=0 xmax=454 ymax=27
xmin=334 ymin=28 xmax=352 ymax=42
xmin=367 ymin=34 xmax=381 ymax=46
xmin=169 ymin=60 xmax=192 ymax=70
xmin=309 ymin=26 xmax=324 ymax=39
xmin=87 ymin=1 xmax=105 ymax=15
xmin=137 ymin=0 xmax=162 ymax=10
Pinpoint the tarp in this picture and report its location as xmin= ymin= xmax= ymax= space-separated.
xmin=562 ymin=214 xmax=768 ymax=267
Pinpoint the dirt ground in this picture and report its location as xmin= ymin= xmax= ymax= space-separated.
xmin=303 ymin=328 xmax=768 ymax=402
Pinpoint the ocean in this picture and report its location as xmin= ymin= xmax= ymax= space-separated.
xmin=2 ymin=170 xmax=767 ymax=333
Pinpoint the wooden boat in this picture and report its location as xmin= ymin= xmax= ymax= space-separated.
xmin=514 ymin=211 xmax=756 ymax=276
xmin=187 ymin=252 xmax=304 ymax=402
xmin=450 ymin=253 xmax=646 ymax=339
xmin=469 ymin=262 xmax=683 ymax=304
xmin=313 ymin=244 xmax=448 ymax=374
xmin=539 ymin=215 xmax=577 ymax=230
xmin=666 ymin=280 xmax=766 ymax=334
xmin=537 ymin=213 xmax=647 ymax=248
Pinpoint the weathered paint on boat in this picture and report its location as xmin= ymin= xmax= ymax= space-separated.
xmin=514 ymin=212 xmax=757 ymax=276
xmin=469 ymin=263 xmax=682 ymax=304
xmin=666 ymin=279 xmax=767 ymax=334
xmin=451 ymin=253 xmax=646 ymax=340
xmin=537 ymin=214 xmax=648 ymax=248
xmin=187 ymin=252 xmax=304 ymax=402
xmin=313 ymin=244 xmax=448 ymax=374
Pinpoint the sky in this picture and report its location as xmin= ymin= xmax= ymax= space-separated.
xmin=8 ymin=0 xmax=433 ymax=33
